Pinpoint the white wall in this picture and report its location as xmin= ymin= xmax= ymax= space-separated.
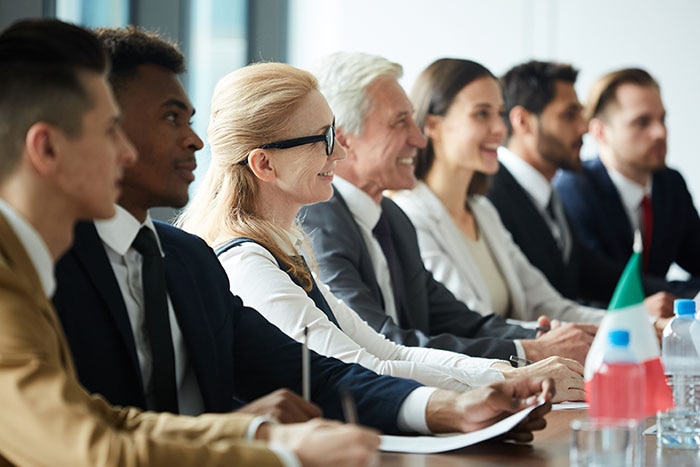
xmin=288 ymin=0 xmax=700 ymax=205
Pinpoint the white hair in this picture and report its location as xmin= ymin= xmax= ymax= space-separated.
xmin=313 ymin=51 xmax=402 ymax=136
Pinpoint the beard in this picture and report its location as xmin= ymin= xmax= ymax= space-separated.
xmin=537 ymin=127 xmax=583 ymax=172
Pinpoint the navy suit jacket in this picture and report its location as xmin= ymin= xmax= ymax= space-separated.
xmin=554 ymin=158 xmax=700 ymax=286
xmin=298 ymin=189 xmax=535 ymax=361
xmin=487 ymin=163 xmax=623 ymax=304
xmin=53 ymin=221 xmax=421 ymax=434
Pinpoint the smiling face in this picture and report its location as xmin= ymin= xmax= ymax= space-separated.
xmin=428 ymin=76 xmax=505 ymax=177
xmin=115 ymin=64 xmax=203 ymax=221
xmin=265 ymin=90 xmax=345 ymax=209
xmin=55 ymin=72 xmax=137 ymax=220
xmin=339 ymin=76 xmax=427 ymax=201
xmin=534 ymin=80 xmax=586 ymax=171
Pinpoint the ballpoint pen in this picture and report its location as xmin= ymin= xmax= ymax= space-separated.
xmin=509 ymin=355 xmax=534 ymax=368
xmin=340 ymin=386 xmax=358 ymax=424
xmin=302 ymin=326 xmax=310 ymax=401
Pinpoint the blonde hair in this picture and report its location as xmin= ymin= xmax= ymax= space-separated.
xmin=176 ymin=62 xmax=318 ymax=290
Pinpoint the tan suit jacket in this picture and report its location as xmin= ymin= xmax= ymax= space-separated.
xmin=0 ymin=213 xmax=282 ymax=466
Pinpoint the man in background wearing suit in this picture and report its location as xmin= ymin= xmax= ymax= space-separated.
xmin=53 ymin=27 xmax=553 ymax=440
xmin=554 ymin=67 xmax=700 ymax=296
xmin=489 ymin=60 xmax=678 ymax=321
xmin=0 ymin=18 xmax=379 ymax=466
xmin=299 ymin=51 xmax=596 ymax=366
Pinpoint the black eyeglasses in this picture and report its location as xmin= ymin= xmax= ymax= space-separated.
xmin=240 ymin=120 xmax=335 ymax=165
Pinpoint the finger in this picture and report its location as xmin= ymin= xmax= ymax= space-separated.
xmin=503 ymin=429 xmax=535 ymax=443
xmin=554 ymin=388 xmax=585 ymax=403
xmin=277 ymin=390 xmax=323 ymax=421
xmin=298 ymin=399 xmax=323 ymax=419
xmin=516 ymin=418 xmax=546 ymax=434
xmin=529 ymin=400 xmax=552 ymax=419
xmin=486 ymin=382 xmax=535 ymax=413
xmin=567 ymin=360 xmax=585 ymax=375
xmin=541 ymin=378 xmax=555 ymax=401
xmin=574 ymin=323 xmax=599 ymax=335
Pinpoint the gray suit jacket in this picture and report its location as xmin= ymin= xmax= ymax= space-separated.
xmin=298 ymin=188 xmax=535 ymax=361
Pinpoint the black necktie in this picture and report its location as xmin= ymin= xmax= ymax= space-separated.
xmin=640 ymin=194 xmax=653 ymax=272
xmin=132 ymin=227 xmax=179 ymax=413
xmin=546 ymin=196 xmax=560 ymax=240
xmin=372 ymin=212 xmax=404 ymax=320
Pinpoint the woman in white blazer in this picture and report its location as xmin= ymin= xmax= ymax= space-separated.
xmin=391 ymin=58 xmax=603 ymax=325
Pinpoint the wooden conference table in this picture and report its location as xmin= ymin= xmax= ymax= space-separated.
xmin=378 ymin=408 xmax=700 ymax=466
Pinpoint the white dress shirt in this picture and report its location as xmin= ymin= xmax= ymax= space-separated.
xmin=94 ymin=206 xmax=204 ymax=415
xmin=605 ymin=165 xmax=652 ymax=234
xmin=332 ymin=176 xmax=400 ymax=323
xmin=0 ymin=199 xmax=54 ymax=297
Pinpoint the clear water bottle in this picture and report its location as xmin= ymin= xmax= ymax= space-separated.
xmin=659 ymin=298 xmax=700 ymax=449
xmin=588 ymin=329 xmax=645 ymax=422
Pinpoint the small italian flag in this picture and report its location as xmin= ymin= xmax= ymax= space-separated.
xmin=584 ymin=232 xmax=674 ymax=418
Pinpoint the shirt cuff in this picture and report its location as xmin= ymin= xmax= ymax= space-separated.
xmin=397 ymin=386 xmax=438 ymax=434
xmin=513 ymin=340 xmax=526 ymax=360
xmin=246 ymin=415 xmax=280 ymax=440
xmin=269 ymin=443 xmax=302 ymax=467
xmin=247 ymin=416 xmax=301 ymax=467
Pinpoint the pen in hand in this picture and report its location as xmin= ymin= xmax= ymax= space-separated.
xmin=340 ymin=386 xmax=358 ymax=424
xmin=302 ymin=326 xmax=310 ymax=401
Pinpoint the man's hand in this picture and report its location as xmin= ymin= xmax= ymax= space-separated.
xmin=645 ymin=292 xmax=676 ymax=320
xmin=236 ymin=388 xmax=322 ymax=423
xmin=263 ymin=418 xmax=380 ymax=467
xmin=521 ymin=321 xmax=597 ymax=365
xmin=495 ymin=356 xmax=584 ymax=402
xmin=424 ymin=377 xmax=554 ymax=437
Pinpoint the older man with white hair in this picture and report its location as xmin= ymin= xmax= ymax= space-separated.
xmin=298 ymin=52 xmax=595 ymax=366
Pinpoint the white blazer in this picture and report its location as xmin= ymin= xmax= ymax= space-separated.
xmin=392 ymin=182 xmax=603 ymax=324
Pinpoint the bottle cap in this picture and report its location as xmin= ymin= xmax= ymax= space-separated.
xmin=608 ymin=329 xmax=630 ymax=347
xmin=674 ymin=299 xmax=696 ymax=316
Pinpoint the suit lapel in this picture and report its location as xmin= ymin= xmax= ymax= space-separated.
xmin=416 ymin=184 xmax=490 ymax=309
xmin=589 ymin=159 xmax=634 ymax=255
xmin=0 ymin=213 xmax=76 ymax=373
xmin=474 ymin=202 xmax=525 ymax=317
xmin=649 ymin=171 xmax=669 ymax=269
xmin=157 ymin=226 xmax=220 ymax=408
xmin=333 ymin=190 xmax=386 ymax=307
xmin=497 ymin=166 xmax=563 ymax=263
xmin=72 ymin=222 xmax=141 ymax=373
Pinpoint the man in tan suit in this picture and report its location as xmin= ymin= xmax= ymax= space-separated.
xmin=0 ymin=18 xmax=379 ymax=466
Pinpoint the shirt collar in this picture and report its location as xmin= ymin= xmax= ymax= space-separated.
xmin=280 ymin=229 xmax=304 ymax=255
xmin=94 ymin=205 xmax=163 ymax=257
xmin=498 ymin=146 xmax=553 ymax=210
xmin=605 ymin=165 xmax=653 ymax=212
xmin=333 ymin=175 xmax=383 ymax=231
xmin=0 ymin=199 xmax=55 ymax=297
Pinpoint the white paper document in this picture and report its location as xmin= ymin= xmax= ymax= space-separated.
xmin=380 ymin=398 xmax=545 ymax=453
xmin=552 ymin=401 xmax=588 ymax=410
